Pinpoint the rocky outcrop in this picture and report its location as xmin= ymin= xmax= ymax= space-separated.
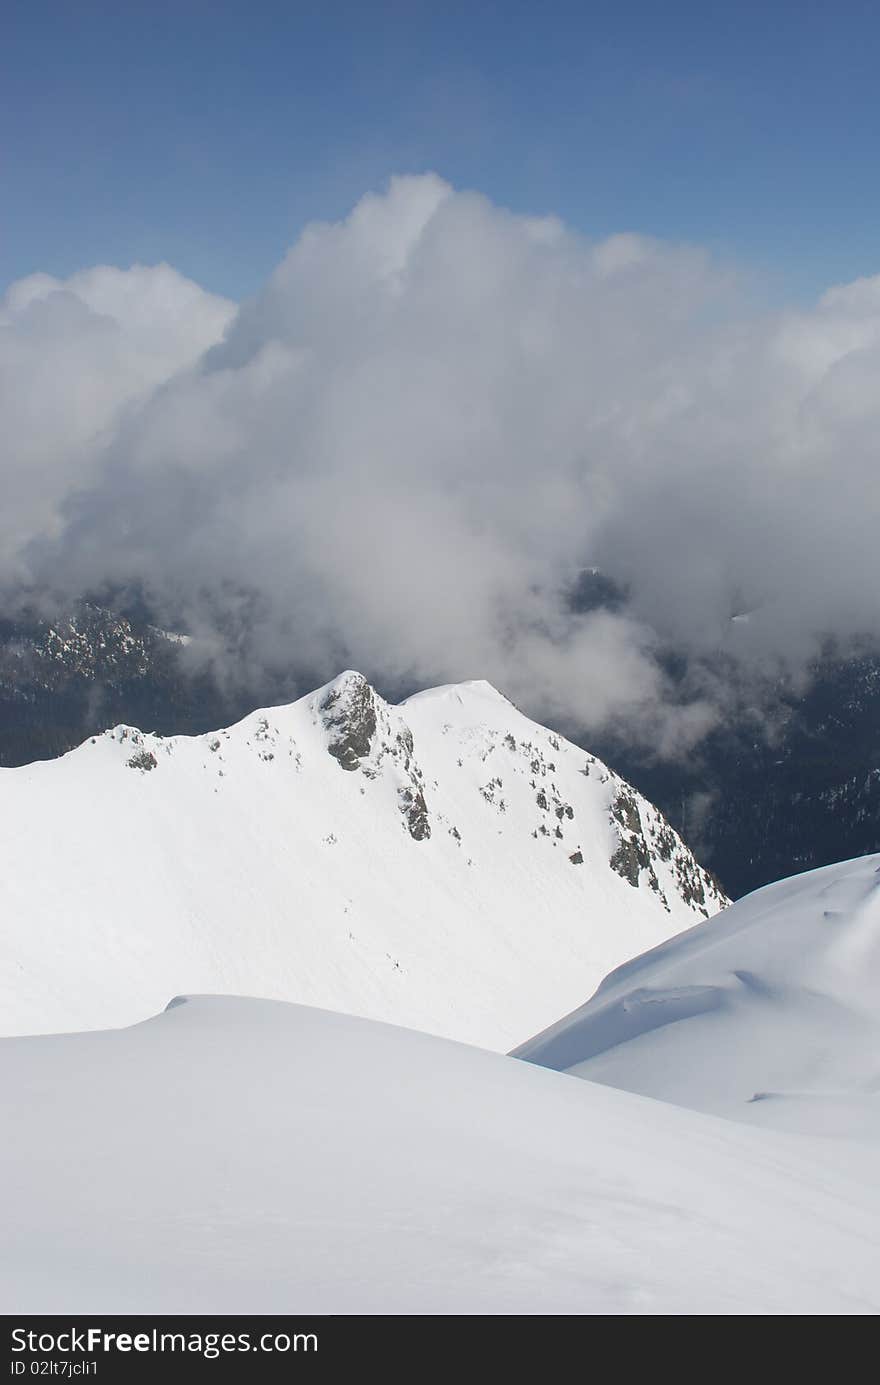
xmin=126 ymin=748 xmax=157 ymax=772
xmin=608 ymin=785 xmax=726 ymax=917
xmin=399 ymin=786 xmax=431 ymax=841
xmin=318 ymin=673 xmax=431 ymax=841
xmin=319 ymin=673 xmax=378 ymax=771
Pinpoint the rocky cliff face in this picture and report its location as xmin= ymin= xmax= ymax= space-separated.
xmin=318 ymin=672 xmax=431 ymax=840
xmin=310 ymin=671 xmax=726 ymax=917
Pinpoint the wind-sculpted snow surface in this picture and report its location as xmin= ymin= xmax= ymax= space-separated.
xmin=515 ymin=854 xmax=880 ymax=1137
xmin=0 ymin=672 xmax=725 ymax=1047
xmin=1 ymin=995 xmax=878 ymax=1315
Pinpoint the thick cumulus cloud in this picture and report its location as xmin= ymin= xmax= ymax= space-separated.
xmin=4 ymin=174 xmax=880 ymax=750
xmin=0 ymin=264 xmax=234 ymax=587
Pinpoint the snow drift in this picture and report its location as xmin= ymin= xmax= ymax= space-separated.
xmin=515 ymin=853 xmax=880 ymax=1136
xmin=1 ymin=993 xmax=878 ymax=1315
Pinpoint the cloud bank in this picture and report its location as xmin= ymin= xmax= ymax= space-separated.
xmin=4 ymin=175 xmax=880 ymax=752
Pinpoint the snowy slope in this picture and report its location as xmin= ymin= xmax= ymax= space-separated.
xmin=1 ymin=994 xmax=878 ymax=1315
xmin=515 ymin=853 xmax=880 ymax=1137
xmin=0 ymin=671 xmax=725 ymax=1047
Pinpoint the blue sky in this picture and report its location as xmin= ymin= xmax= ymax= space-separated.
xmin=4 ymin=0 xmax=880 ymax=302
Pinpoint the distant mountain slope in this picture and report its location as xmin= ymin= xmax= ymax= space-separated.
xmin=0 ymin=601 xmax=232 ymax=767
xmin=0 ymin=671 xmax=725 ymax=1046
xmin=588 ymin=650 xmax=880 ymax=898
xmin=515 ymin=853 xmax=880 ymax=1137
xmin=1 ymin=994 xmax=877 ymax=1314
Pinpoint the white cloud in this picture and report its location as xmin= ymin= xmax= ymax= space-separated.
xmin=0 ymin=264 xmax=233 ymax=584
xmin=4 ymin=176 xmax=880 ymax=751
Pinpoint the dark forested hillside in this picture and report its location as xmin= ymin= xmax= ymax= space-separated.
xmin=0 ymin=604 xmax=237 ymax=767
xmin=588 ymin=654 xmax=880 ymax=898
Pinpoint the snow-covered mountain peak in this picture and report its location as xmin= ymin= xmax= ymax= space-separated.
xmin=314 ymin=668 xmax=398 ymax=774
xmin=310 ymin=670 xmax=430 ymax=839
xmin=0 ymin=670 xmax=726 ymax=1045
xmin=401 ymin=677 xmax=512 ymax=711
xmin=313 ymin=668 xmax=378 ymax=767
